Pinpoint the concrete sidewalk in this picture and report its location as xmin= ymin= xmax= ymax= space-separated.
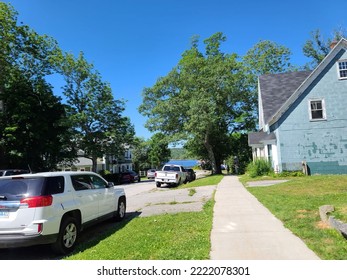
xmin=210 ymin=175 xmax=320 ymax=260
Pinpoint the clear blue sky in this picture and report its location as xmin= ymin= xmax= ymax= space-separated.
xmin=4 ymin=0 xmax=346 ymax=139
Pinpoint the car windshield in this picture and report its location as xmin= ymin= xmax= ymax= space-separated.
xmin=0 ymin=177 xmax=45 ymax=201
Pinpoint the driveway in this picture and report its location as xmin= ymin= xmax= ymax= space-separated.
xmin=124 ymin=179 xmax=216 ymax=217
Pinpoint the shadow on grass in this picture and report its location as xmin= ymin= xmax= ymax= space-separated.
xmin=0 ymin=211 xmax=141 ymax=260
xmin=69 ymin=211 xmax=141 ymax=257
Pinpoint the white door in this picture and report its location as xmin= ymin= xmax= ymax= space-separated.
xmin=89 ymin=174 xmax=116 ymax=217
xmin=70 ymin=175 xmax=99 ymax=223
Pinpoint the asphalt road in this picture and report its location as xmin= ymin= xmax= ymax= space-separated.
xmin=0 ymin=173 xmax=214 ymax=260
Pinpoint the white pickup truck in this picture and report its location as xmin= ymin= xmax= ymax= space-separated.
xmin=155 ymin=164 xmax=187 ymax=187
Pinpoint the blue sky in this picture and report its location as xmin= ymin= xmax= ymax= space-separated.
xmin=4 ymin=0 xmax=346 ymax=139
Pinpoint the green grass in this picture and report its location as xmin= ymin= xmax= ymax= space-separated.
xmin=180 ymin=174 xmax=224 ymax=189
xmin=65 ymin=199 xmax=214 ymax=260
xmin=64 ymin=174 xmax=223 ymax=260
xmin=242 ymin=174 xmax=347 ymax=259
xmin=64 ymin=174 xmax=347 ymax=260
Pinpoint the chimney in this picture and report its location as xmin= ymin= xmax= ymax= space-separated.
xmin=330 ymin=40 xmax=338 ymax=49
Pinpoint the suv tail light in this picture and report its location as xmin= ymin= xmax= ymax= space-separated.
xmin=20 ymin=195 xmax=53 ymax=208
xmin=155 ymin=172 xmax=157 ymax=177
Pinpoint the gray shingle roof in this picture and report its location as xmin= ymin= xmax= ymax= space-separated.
xmin=248 ymin=130 xmax=276 ymax=145
xmin=259 ymin=71 xmax=312 ymax=124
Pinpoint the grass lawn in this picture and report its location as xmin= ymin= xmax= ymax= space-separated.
xmin=65 ymin=174 xmax=223 ymax=260
xmin=179 ymin=174 xmax=224 ymax=189
xmin=241 ymin=174 xmax=347 ymax=260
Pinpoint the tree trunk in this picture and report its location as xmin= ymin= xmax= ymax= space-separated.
xmin=204 ymin=132 xmax=221 ymax=174
xmin=92 ymin=155 xmax=98 ymax=173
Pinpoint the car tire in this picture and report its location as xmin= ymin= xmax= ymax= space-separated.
xmin=114 ymin=196 xmax=126 ymax=221
xmin=52 ymin=216 xmax=79 ymax=255
xmin=156 ymin=182 xmax=161 ymax=188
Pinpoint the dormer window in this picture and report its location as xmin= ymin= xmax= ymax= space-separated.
xmin=338 ymin=60 xmax=347 ymax=79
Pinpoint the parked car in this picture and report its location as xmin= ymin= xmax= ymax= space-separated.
xmin=129 ymin=171 xmax=140 ymax=182
xmin=120 ymin=170 xmax=140 ymax=183
xmin=155 ymin=164 xmax=187 ymax=187
xmin=0 ymin=169 xmax=30 ymax=176
xmin=147 ymin=169 xmax=156 ymax=179
xmin=186 ymin=168 xmax=196 ymax=182
xmin=0 ymin=171 xmax=126 ymax=254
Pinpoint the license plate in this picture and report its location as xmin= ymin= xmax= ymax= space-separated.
xmin=0 ymin=210 xmax=9 ymax=218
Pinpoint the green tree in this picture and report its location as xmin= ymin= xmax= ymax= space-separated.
xmin=0 ymin=3 xmax=75 ymax=170
xmin=0 ymin=3 xmax=60 ymax=81
xmin=0 ymin=71 xmax=75 ymax=170
xmin=140 ymin=33 xmax=251 ymax=174
xmin=303 ymin=27 xmax=347 ymax=68
xmin=131 ymin=137 xmax=150 ymax=171
xmin=57 ymin=51 xmax=135 ymax=171
xmin=243 ymin=40 xmax=293 ymax=77
xmin=225 ymin=132 xmax=252 ymax=174
xmin=242 ymin=40 xmax=293 ymax=112
xmin=147 ymin=133 xmax=171 ymax=169
xmin=242 ymin=39 xmax=295 ymax=127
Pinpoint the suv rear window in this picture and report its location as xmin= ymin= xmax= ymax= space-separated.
xmin=0 ymin=176 xmax=64 ymax=201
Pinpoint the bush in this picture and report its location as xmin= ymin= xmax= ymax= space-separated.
xmin=246 ymin=159 xmax=273 ymax=178
xmin=274 ymin=170 xmax=304 ymax=177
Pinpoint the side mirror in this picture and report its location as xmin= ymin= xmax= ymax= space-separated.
xmin=107 ymin=182 xmax=114 ymax=188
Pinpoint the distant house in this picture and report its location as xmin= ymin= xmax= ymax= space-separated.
xmin=59 ymin=149 xmax=134 ymax=173
xmin=58 ymin=156 xmax=104 ymax=172
xmin=248 ymin=38 xmax=347 ymax=174
xmin=105 ymin=149 xmax=134 ymax=173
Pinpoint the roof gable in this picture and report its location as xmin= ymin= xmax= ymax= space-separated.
xmin=259 ymin=71 xmax=312 ymax=125
xmin=259 ymin=38 xmax=347 ymax=129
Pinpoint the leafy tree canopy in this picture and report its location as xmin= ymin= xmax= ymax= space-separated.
xmin=139 ymin=32 xmax=252 ymax=174
xmin=303 ymin=27 xmax=347 ymax=68
xmin=0 ymin=2 xmax=75 ymax=170
xmin=56 ymin=51 xmax=135 ymax=171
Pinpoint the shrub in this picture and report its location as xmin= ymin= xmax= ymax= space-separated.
xmin=246 ymin=159 xmax=273 ymax=178
xmin=274 ymin=170 xmax=304 ymax=177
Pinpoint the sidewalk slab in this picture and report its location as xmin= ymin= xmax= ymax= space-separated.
xmin=210 ymin=176 xmax=320 ymax=260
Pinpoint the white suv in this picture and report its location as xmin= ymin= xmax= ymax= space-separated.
xmin=0 ymin=171 xmax=126 ymax=254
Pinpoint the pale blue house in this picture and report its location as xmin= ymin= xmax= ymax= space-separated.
xmin=248 ymin=38 xmax=347 ymax=174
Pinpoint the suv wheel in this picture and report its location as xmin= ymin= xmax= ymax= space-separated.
xmin=52 ymin=216 xmax=79 ymax=254
xmin=114 ymin=197 xmax=126 ymax=221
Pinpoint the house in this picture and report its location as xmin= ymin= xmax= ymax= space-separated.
xmin=58 ymin=149 xmax=134 ymax=173
xmin=105 ymin=149 xmax=134 ymax=173
xmin=58 ymin=156 xmax=104 ymax=172
xmin=248 ymin=38 xmax=347 ymax=174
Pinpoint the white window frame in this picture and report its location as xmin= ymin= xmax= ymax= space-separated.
xmin=337 ymin=60 xmax=347 ymax=79
xmin=308 ymin=99 xmax=326 ymax=121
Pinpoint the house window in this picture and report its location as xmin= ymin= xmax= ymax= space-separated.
xmin=309 ymin=99 xmax=326 ymax=120
xmin=338 ymin=60 xmax=347 ymax=79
